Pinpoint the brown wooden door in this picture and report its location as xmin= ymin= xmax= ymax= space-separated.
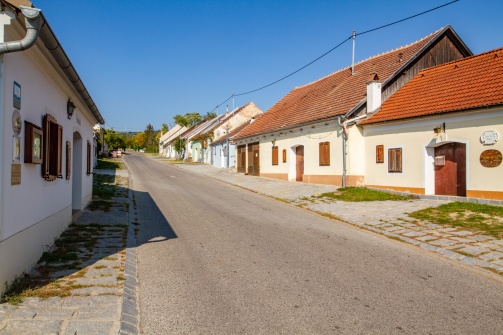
xmin=435 ymin=143 xmax=466 ymax=196
xmin=247 ymin=143 xmax=253 ymax=174
xmin=247 ymin=142 xmax=260 ymax=176
xmin=237 ymin=145 xmax=246 ymax=173
xmin=296 ymin=146 xmax=304 ymax=182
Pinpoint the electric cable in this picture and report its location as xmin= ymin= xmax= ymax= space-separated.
xmin=206 ymin=0 xmax=460 ymax=113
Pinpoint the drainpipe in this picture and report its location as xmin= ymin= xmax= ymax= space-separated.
xmin=337 ymin=114 xmax=367 ymax=188
xmin=0 ymin=6 xmax=43 ymax=55
xmin=337 ymin=116 xmax=347 ymax=187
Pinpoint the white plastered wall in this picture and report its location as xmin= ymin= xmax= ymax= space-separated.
xmin=256 ymin=122 xmax=344 ymax=182
xmin=0 ymin=12 xmax=97 ymax=293
xmin=363 ymin=108 xmax=503 ymax=195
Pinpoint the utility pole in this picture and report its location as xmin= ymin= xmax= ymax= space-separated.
xmin=226 ymin=124 xmax=230 ymax=169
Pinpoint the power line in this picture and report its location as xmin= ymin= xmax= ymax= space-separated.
xmin=358 ymin=0 xmax=459 ymax=36
xmin=207 ymin=0 xmax=459 ymax=113
xmin=235 ymin=37 xmax=351 ymax=97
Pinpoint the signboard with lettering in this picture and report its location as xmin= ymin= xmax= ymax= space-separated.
xmin=480 ymin=150 xmax=502 ymax=168
xmin=480 ymin=130 xmax=499 ymax=145
xmin=11 ymin=164 xmax=21 ymax=185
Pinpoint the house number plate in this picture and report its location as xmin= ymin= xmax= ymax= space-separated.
xmin=479 ymin=149 xmax=502 ymax=168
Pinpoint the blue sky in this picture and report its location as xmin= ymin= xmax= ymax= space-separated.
xmin=35 ymin=0 xmax=503 ymax=132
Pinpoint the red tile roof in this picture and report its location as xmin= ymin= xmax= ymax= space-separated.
xmin=235 ymin=28 xmax=447 ymax=139
xmin=362 ymin=47 xmax=503 ymax=125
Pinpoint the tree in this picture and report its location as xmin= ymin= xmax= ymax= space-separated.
xmin=174 ymin=112 xmax=202 ymax=128
xmin=174 ymin=114 xmax=189 ymax=128
xmin=105 ymin=131 xmax=126 ymax=150
xmin=134 ymin=132 xmax=147 ymax=149
xmin=174 ymin=137 xmax=186 ymax=159
xmin=203 ymin=112 xmax=217 ymax=121
xmin=161 ymin=123 xmax=169 ymax=134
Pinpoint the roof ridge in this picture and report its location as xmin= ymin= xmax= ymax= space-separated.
xmin=293 ymin=26 xmax=445 ymax=90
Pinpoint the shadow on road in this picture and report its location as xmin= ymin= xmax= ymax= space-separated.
xmin=132 ymin=189 xmax=177 ymax=245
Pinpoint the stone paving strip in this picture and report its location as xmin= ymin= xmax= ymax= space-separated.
xmin=0 ymin=170 xmax=138 ymax=335
xmin=166 ymin=161 xmax=503 ymax=275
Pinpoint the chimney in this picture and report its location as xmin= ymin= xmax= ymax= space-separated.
xmin=366 ymin=73 xmax=381 ymax=113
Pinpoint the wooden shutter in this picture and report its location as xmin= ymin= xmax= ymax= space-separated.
xmin=57 ymin=125 xmax=63 ymax=178
xmin=272 ymin=146 xmax=279 ymax=165
xmin=376 ymin=145 xmax=384 ymax=163
xmin=42 ymin=114 xmax=52 ymax=179
xmin=66 ymin=141 xmax=71 ymax=180
xmin=319 ymin=142 xmax=330 ymax=166
xmin=388 ymin=148 xmax=402 ymax=173
xmin=87 ymin=140 xmax=91 ymax=175
xmin=282 ymin=149 xmax=287 ymax=163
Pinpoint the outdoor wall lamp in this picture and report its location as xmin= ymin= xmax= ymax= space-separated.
xmin=272 ymin=139 xmax=276 ymax=147
xmin=67 ymin=99 xmax=76 ymax=119
xmin=433 ymin=123 xmax=446 ymax=134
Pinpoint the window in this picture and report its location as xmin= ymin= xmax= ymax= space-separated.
xmin=319 ymin=141 xmax=330 ymax=166
xmin=376 ymin=145 xmax=384 ymax=163
xmin=388 ymin=148 xmax=402 ymax=173
xmin=24 ymin=121 xmax=43 ymax=164
xmin=42 ymin=114 xmax=63 ymax=180
xmin=86 ymin=140 xmax=92 ymax=175
xmin=282 ymin=149 xmax=287 ymax=163
xmin=272 ymin=146 xmax=278 ymax=165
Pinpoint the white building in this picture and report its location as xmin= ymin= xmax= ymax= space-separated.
xmin=0 ymin=1 xmax=105 ymax=295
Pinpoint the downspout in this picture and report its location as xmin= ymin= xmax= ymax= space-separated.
xmin=337 ymin=114 xmax=367 ymax=188
xmin=0 ymin=6 xmax=42 ymax=55
xmin=337 ymin=116 xmax=347 ymax=187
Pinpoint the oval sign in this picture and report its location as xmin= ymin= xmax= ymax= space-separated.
xmin=480 ymin=149 xmax=502 ymax=168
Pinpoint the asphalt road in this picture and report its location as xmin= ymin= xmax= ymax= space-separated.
xmin=125 ymin=153 xmax=503 ymax=334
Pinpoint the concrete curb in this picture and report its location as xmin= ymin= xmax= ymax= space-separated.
xmin=119 ymin=164 xmax=140 ymax=335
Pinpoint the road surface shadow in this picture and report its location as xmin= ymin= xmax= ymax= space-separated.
xmin=132 ymin=189 xmax=177 ymax=245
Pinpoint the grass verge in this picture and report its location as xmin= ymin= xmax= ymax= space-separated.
xmin=315 ymin=187 xmax=416 ymax=202
xmin=96 ymin=157 xmax=125 ymax=170
xmin=408 ymin=202 xmax=503 ymax=239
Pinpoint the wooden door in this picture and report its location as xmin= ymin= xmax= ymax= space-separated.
xmin=237 ymin=145 xmax=246 ymax=173
xmin=247 ymin=142 xmax=260 ymax=176
xmin=435 ymin=143 xmax=466 ymax=196
xmin=247 ymin=143 xmax=253 ymax=175
xmin=296 ymin=146 xmax=304 ymax=182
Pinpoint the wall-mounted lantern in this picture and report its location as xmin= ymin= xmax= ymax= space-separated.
xmin=67 ymin=99 xmax=76 ymax=119
xmin=433 ymin=123 xmax=446 ymax=134
xmin=272 ymin=139 xmax=276 ymax=147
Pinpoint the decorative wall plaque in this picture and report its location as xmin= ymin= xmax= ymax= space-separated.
xmin=12 ymin=109 xmax=21 ymax=136
xmin=480 ymin=130 xmax=499 ymax=145
xmin=479 ymin=149 xmax=502 ymax=167
xmin=11 ymin=163 xmax=21 ymax=185
xmin=13 ymin=81 xmax=21 ymax=109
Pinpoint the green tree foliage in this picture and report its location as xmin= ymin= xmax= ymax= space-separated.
xmin=174 ymin=137 xmax=186 ymax=158
xmin=105 ymin=130 xmax=126 ymax=149
xmin=203 ymin=112 xmax=217 ymax=121
xmin=161 ymin=123 xmax=169 ymax=134
xmin=174 ymin=112 xmax=202 ymax=128
xmin=134 ymin=132 xmax=147 ymax=149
